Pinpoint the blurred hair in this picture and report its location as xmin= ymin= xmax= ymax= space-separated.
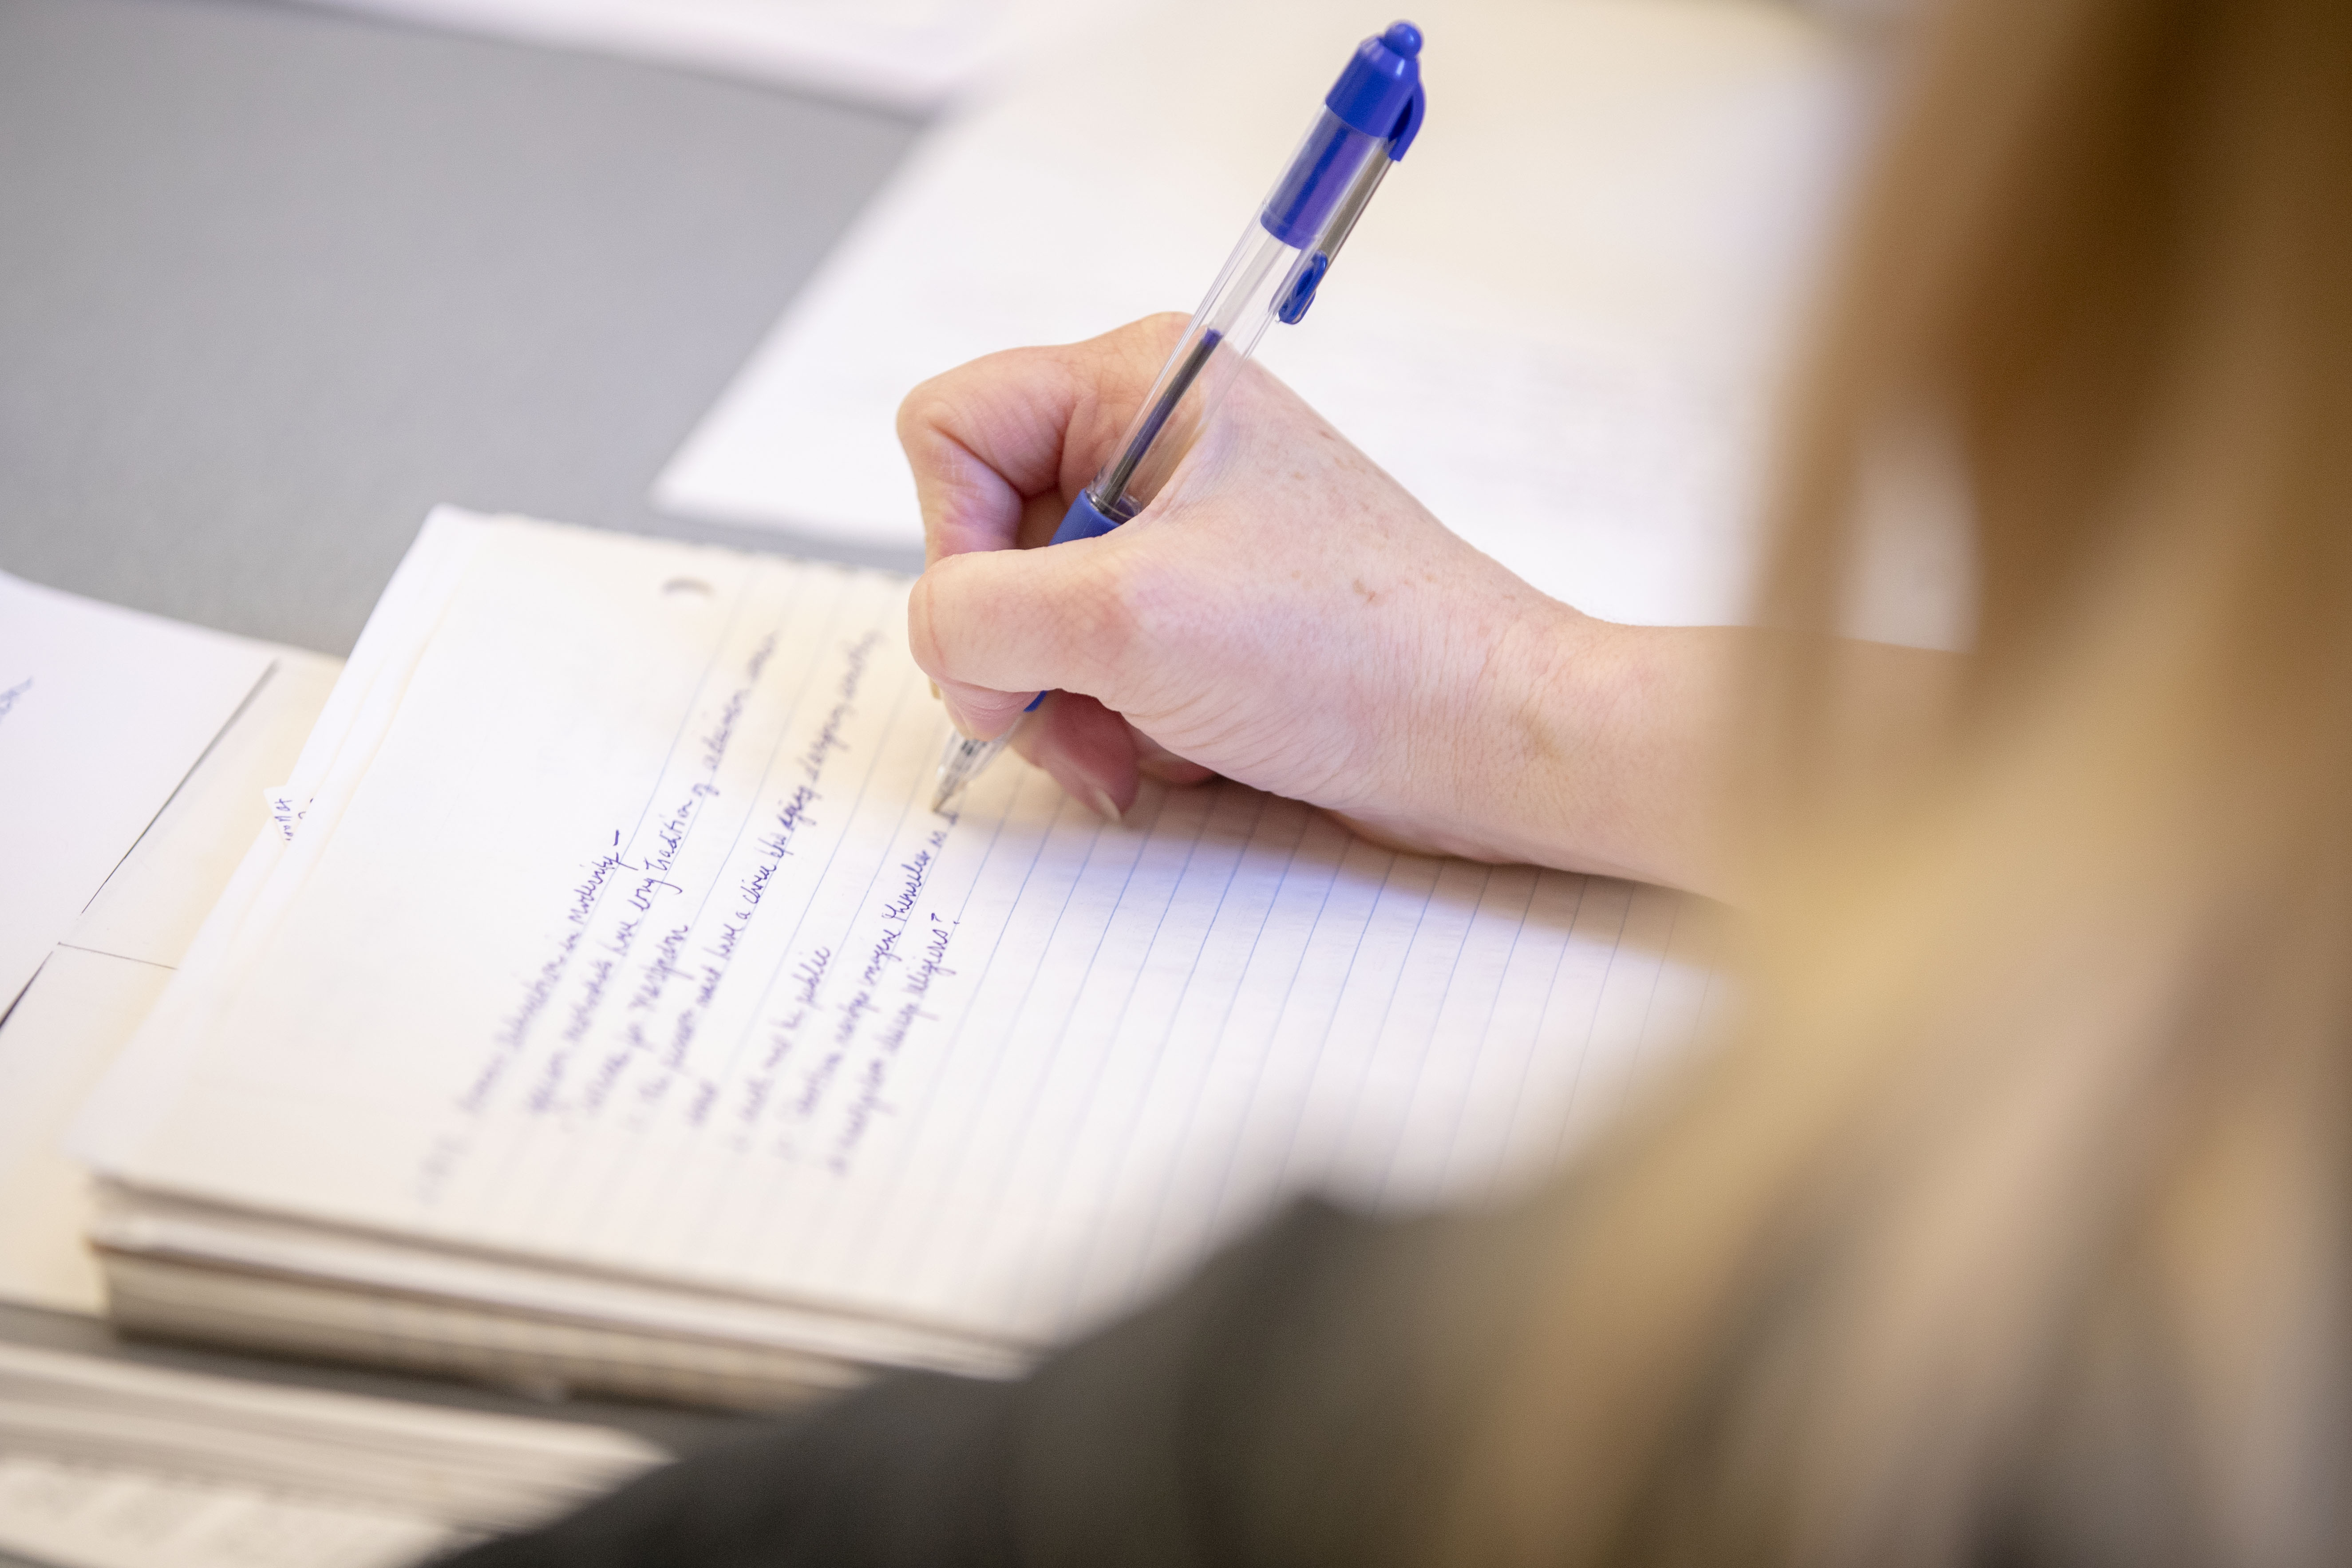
xmin=1446 ymin=0 xmax=2352 ymax=1563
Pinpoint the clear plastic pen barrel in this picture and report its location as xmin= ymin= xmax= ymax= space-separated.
xmin=1083 ymin=107 xmax=1397 ymax=523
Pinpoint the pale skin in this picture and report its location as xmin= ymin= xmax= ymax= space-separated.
xmin=900 ymin=316 xmax=1920 ymax=904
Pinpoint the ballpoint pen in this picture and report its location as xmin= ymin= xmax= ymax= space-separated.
xmin=930 ymin=20 xmax=1428 ymax=814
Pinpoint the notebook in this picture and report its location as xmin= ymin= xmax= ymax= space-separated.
xmin=73 ymin=507 xmax=1721 ymax=1407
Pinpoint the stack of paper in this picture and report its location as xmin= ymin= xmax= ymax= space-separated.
xmin=0 ymin=1453 xmax=459 ymax=1568
xmin=0 ymin=572 xmax=337 ymax=1322
xmin=73 ymin=507 xmax=1720 ymax=1407
xmin=0 ymin=1342 xmax=661 ymax=1568
xmin=0 ymin=577 xmax=667 ymax=1568
xmin=0 ymin=628 xmax=340 ymax=1320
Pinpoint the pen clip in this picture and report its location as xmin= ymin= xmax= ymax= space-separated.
xmin=1385 ymin=78 xmax=1427 ymax=161
xmin=1264 ymin=23 xmax=1423 ymax=328
xmin=1271 ymin=128 xmax=1395 ymax=327
xmin=1275 ymin=253 xmax=1329 ymax=325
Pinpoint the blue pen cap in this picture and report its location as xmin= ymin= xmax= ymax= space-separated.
xmin=1260 ymin=22 xmax=1426 ymax=248
xmin=1327 ymin=22 xmax=1425 ymax=152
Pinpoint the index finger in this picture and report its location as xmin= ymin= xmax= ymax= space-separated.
xmin=893 ymin=317 xmax=1185 ymax=567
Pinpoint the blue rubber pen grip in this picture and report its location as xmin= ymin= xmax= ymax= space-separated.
xmin=1051 ymin=490 xmax=1123 ymax=545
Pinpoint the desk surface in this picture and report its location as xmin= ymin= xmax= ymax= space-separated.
xmin=0 ymin=0 xmax=929 ymax=1527
xmin=0 ymin=0 xmax=926 ymax=659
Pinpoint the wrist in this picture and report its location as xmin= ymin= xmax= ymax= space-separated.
xmin=1450 ymin=608 xmax=1735 ymax=897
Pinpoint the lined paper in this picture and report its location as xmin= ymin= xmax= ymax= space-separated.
xmin=89 ymin=512 xmax=1718 ymax=1351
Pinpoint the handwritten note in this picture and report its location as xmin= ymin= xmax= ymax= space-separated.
xmin=88 ymin=513 xmax=1719 ymax=1355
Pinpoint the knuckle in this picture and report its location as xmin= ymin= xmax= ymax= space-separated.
xmin=1093 ymin=314 xmax=1190 ymax=392
xmin=1135 ymin=311 xmax=1190 ymax=348
xmin=1079 ymin=546 xmax=1173 ymax=679
xmin=904 ymin=573 xmax=938 ymax=671
xmin=894 ymin=375 xmax=952 ymax=446
xmin=905 ymin=565 xmax=957 ymax=677
xmin=1101 ymin=312 xmax=1188 ymax=354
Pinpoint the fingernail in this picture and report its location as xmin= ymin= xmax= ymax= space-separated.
xmin=1085 ymin=786 xmax=1124 ymax=828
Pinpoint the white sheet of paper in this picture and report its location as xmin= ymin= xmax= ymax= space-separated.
xmin=0 ymin=575 xmax=275 ymax=1018
xmin=655 ymin=0 xmax=1867 ymax=628
xmin=83 ymin=511 xmax=1722 ymax=1361
xmin=0 ymin=652 xmax=340 ymax=1314
xmin=289 ymin=0 xmax=1149 ymax=112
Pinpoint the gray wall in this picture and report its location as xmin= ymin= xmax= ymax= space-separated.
xmin=0 ymin=0 xmax=926 ymax=656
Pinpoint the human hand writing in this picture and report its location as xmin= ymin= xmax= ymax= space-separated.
xmin=899 ymin=316 xmax=1739 ymax=890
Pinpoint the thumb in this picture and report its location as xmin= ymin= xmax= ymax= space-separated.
xmin=905 ymin=535 xmax=1135 ymax=739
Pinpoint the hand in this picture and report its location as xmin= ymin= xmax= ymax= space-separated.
xmin=898 ymin=316 xmax=1740 ymax=891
